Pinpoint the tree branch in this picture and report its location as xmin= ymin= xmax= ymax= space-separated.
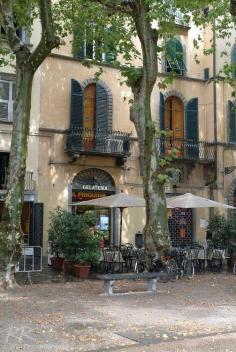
xmin=29 ymin=0 xmax=60 ymax=72
xmin=91 ymin=0 xmax=136 ymax=14
xmin=230 ymin=0 xmax=236 ymax=16
xmin=0 ymin=0 xmax=28 ymax=55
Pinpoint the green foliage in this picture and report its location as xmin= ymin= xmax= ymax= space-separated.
xmin=225 ymin=217 xmax=236 ymax=254
xmin=207 ymin=213 xmax=227 ymax=249
xmin=48 ymin=207 xmax=102 ymax=263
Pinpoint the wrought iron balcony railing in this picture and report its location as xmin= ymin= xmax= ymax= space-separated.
xmin=65 ymin=127 xmax=131 ymax=157
xmin=158 ymin=137 xmax=216 ymax=163
xmin=0 ymin=171 xmax=36 ymax=191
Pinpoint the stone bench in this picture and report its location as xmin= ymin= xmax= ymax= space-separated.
xmin=97 ymin=272 xmax=159 ymax=295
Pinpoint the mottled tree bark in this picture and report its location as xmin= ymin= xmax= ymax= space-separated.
xmin=0 ymin=0 xmax=59 ymax=289
xmin=129 ymin=1 xmax=170 ymax=254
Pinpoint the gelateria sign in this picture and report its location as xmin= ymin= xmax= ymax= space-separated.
xmin=73 ymin=183 xmax=115 ymax=193
xmin=82 ymin=185 xmax=108 ymax=191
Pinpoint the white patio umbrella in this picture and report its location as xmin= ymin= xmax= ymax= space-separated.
xmin=74 ymin=192 xmax=145 ymax=247
xmin=167 ymin=193 xmax=236 ymax=209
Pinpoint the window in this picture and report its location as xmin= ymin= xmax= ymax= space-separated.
xmin=0 ymin=26 xmax=29 ymax=44
xmin=70 ymin=79 xmax=110 ymax=131
xmin=0 ymin=152 xmax=9 ymax=188
xmin=73 ymin=28 xmax=116 ymax=64
xmin=165 ymin=38 xmax=186 ymax=76
xmin=228 ymin=100 xmax=236 ymax=143
xmin=231 ymin=45 xmax=236 ymax=79
xmin=0 ymin=80 xmax=15 ymax=121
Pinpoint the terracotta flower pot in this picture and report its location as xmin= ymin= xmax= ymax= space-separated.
xmin=51 ymin=257 xmax=64 ymax=271
xmin=63 ymin=260 xmax=75 ymax=275
xmin=74 ymin=264 xmax=91 ymax=279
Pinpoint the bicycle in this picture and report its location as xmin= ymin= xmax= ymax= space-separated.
xmin=173 ymin=247 xmax=195 ymax=279
xmin=151 ymin=255 xmax=179 ymax=282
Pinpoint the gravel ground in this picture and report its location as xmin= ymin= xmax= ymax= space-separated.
xmin=0 ymin=271 xmax=235 ymax=351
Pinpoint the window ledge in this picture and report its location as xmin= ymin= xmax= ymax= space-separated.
xmin=0 ymin=119 xmax=13 ymax=125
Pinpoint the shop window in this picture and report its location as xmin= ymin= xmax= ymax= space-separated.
xmin=0 ymin=79 xmax=15 ymax=121
xmin=165 ymin=38 xmax=186 ymax=76
xmin=228 ymin=100 xmax=236 ymax=143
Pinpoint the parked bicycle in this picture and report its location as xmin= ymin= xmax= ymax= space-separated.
xmin=172 ymin=247 xmax=195 ymax=279
xmin=151 ymin=254 xmax=179 ymax=282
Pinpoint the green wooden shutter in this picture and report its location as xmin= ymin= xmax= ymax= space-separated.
xmin=69 ymin=79 xmax=83 ymax=150
xmin=29 ymin=203 xmax=44 ymax=247
xmin=95 ymin=84 xmax=110 ymax=150
xmin=160 ymin=93 xmax=164 ymax=131
xmin=232 ymin=46 xmax=236 ymax=78
xmin=104 ymin=28 xmax=117 ymax=63
xmin=70 ymin=79 xmax=83 ymax=128
xmin=159 ymin=93 xmax=165 ymax=154
xmin=73 ymin=30 xmax=85 ymax=59
xmin=96 ymin=83 xmax=109 ymax=130
xmin=228 ymin=100 xmax=236 ymax=142
xmin=186 ymin=98 xmax=199 ymax=158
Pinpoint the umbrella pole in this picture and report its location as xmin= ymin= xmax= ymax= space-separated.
xmin=119 ymin=207 xmax=124 ymax=249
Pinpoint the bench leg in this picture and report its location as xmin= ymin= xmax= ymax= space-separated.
xmin=104 ymin=280 xmax=114 ymax=295
xmin=147 ymin=278 xmax=157 ymax=292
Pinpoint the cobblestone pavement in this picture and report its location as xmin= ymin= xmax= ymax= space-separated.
xmin=0 ymin=270 xmax=235 ymax=351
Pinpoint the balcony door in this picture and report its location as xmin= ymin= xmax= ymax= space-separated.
xmin=164 ymin=96 xmax=184 ymax=156
xmin=83 ymin=84 xmax=96 ymax=150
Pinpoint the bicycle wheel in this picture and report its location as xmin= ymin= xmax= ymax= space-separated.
xmin=134 ymin=261 xmax=145 ymax=274
xmin=169 ymin=259 xmax=179 ymax=281
xmin=158 ymin=267 xmax=170 ymax=283
xmin=183 ymin=259 xmax=194 ymax=279
xmin=233 ymin=262 xmax=236 ymax=275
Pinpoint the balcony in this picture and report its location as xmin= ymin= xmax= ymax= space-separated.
xmin=0 ymin=171 xmax=36 ymax=191
xmin=158 ymin=137 xmax=216 ymax=163
xmin=65 ymin=127 xmax=131 ymax=164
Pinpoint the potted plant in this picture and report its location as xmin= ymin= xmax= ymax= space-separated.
xmin=225 ymin=217 xmax=236 ymax=270
xmin=48 ymin=207 xmax=67 ymax=270
xmin=74 ymin=244 xmax=102 ymax=279
xmin=56 ymin=210 xmax=99 ymax=276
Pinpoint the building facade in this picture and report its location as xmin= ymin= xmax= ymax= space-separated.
xmin=1 ymin=13 xmax=236 ymax=256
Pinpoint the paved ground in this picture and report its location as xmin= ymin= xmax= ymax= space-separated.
xmin=0 ymin=270 xmax=235 ymax=351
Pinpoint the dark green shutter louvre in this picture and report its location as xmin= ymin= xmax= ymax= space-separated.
xmin=69 ymin=79 xmax=83 ymax=150
xmin=73 ymin=30 xmax=85 ymax=59
xmin=228 ymin=100 xmax=236 ymax=142
xmin=29 ymin=203 xmax=44 ymax=247
xmin=159 ymin=93 xmax=165 ymax=154
xmin=70 ymin=79 xmax=83 ymax=128
xmin=232 ymin=47 xmax=236 ymax=78
xmin=186 ymin=98 xmax=199 ymax=158
xmin=96 ymin=84 xmax=109 ymax=130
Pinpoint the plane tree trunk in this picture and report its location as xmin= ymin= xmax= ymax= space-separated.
xmin=0 ymin=0 xmax=60 ymax=289
xmin=128 ymin=1 xmax=170 ymax=254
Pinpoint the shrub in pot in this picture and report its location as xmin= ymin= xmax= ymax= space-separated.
xmin=74 ymin=248 xmax=101 ymax=279
xmin=48 ymin=207 xmax=68 ymax=270
xmin=49 ymin=209 xmax=99 ymax=275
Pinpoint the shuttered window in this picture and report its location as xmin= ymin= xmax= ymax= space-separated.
xmin=73 ymin=28 xmax=116 ymax=64
xmin=165 ymin=38 xmax=186 ymax=76
xmin=0 ymin=80 xmax=14 ymax=121
xmin=232 ymin=46 xmax=236 ymax=78
xmin=228 ymin=100 xmax=236 ymax=143
xmin=0 ymin=152 xmax=9 ymax=188
xmin=70 ymin=79 xmax=110 ymax=130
